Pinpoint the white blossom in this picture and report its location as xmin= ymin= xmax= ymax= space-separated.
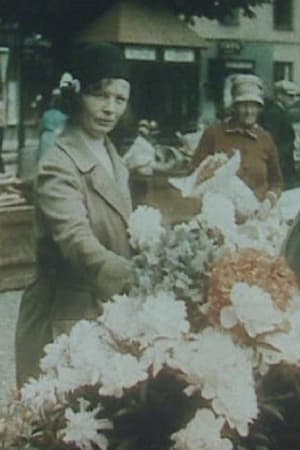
xmin=128 ymin=206 xmax=165 ymax=249
xmin=21 ymin=375 xmax=59 ymax=411
xmin=171 ymin=408 xmax=233 ymax=450
xmin=98 ymin=353 xmax=148 ymax=398
xmin=138 ymin=291 xmax=189 ymax=345
xmin=100 ymin=291 xmax=189 ymax=348
xmin=221 ymin=282 xmax=284 ymax=338
xmin=197 ymin=192 xmax=236 ymax=236
xmin=140 ymin=338 xmax=179 ymax=375
xmin=40 ymin=333 xmax=70 ymax=372
xmin=62 ymin=404 xmax=112 ymax=450
xmin=258 ymin=304 xmax=300 ymax=366
xmin=170 ymin=328 xmax=258 ymax=435
xmin=100 ymin=294 xmax=143 ymax=342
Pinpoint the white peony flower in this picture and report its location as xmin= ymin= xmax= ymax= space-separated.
xmin=128 ymin=206 xmax=165 ymax=249
xmin=67 ymin=321 xmax=112 ymax=386
xmin=100 ymin=294 xmax=143 ymax=342
xmin=221 ymin=282 xmax=283 ymax=337
xmin=170 ymin=328 xmax=258 ymax=435
xmin=100 ymin=291 xmax=189 ymax=349
xmin=258 ymin=304 xmax=300 ymax=366
xmin=62 ymin=405 xmax=112 ymax=450
xmin=197 ymin=192 xmax=236 ymax=237
xmin=278 ymin=186 xmax=300 ymax=222
xmin=98 ymin=353 xmax=148 ymax=398
xmin=21 ymin=374 xmax=58 ymax=411
xmin=40 ymin=333 xmax=70 ymax=372
xmin=234 ymin=213 xmax=288 ymax=256
xmin=141 ymin=338 xmax=179 ymax=375
xmin=171 ymin=408 xmax=233 ymax=450
xmin=138 ymin=291 xmax=189 ymax=345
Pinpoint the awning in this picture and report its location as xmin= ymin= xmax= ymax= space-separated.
xmin=76 ymin=0 xmax=207 ymax=48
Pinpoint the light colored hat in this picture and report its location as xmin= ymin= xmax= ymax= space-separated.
xmin=231 ymin=74 xmax=264 ymax=106
xmin=274 ymin=79 xmax=298 ymax=95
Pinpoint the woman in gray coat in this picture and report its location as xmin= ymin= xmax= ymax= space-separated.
xmin=15 ymin=43 xmax=133 ymax=386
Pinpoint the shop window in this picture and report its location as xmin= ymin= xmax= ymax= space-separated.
xmin=273 ymin=62 xmax=294 ymax=82
xmin=128 ymin=61 xmax=200 ymax=136
xmin=273 ymin=0 xmax=293 ymax=30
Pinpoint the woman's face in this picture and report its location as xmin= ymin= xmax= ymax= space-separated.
xmin=79 ymin=79 xmax=130 ymax=138
xmin=234 ymin=101 xmax=261 ymax=128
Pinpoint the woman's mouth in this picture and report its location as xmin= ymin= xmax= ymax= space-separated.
xmin=95 ymin=119 xmax=115 ymax=127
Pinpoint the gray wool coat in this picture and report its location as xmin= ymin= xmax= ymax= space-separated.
xmin=15 ymin=125 xmax=132 ymax=386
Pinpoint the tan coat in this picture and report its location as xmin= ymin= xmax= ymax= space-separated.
xmin=15 ymin=125 xmax=132 ymax=386
xmin=191 ymin=120 xmax=283 ymax=201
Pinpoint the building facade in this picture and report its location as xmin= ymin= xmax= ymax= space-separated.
xmin=77 ymin=0 xmax=207 ymax=138
xmin=192 ymin=0 xmax=300 ymax=120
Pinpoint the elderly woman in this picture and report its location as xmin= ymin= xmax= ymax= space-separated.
xmin=15 ymin=43 xmax=132 ymax=386
xmin=192 ymin=74 xmax=283 ymax=205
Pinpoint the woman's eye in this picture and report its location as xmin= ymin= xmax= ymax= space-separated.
xmin=116 ymin=96 xmax=126 ymax=104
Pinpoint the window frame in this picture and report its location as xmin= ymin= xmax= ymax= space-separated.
xmin=273 ymin=0 xmax=293 ymax=31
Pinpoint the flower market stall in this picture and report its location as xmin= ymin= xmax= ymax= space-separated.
xmin=0 ymin=173 xmax=35 ymax=291
xmin=1 ymin=151 xmax=300 ymax=450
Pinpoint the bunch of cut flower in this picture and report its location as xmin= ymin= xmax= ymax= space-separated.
xmin=1 ymin=201 xmax=300 ymax=449
xmin=201 ymin=247 xmax=300 ymax=450
xmin=169 ymin=150 xmax=292 ymax=256
xmin=128 ymin=206 xmax=216 ymax=306
xmin=0 ymin=294 xmax=258 ymax=450
xmin=2 ymin=239 xmax=300 ymax=450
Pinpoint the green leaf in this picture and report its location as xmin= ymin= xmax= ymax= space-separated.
xmin=260 ymin=403 xmax=285 ymax=421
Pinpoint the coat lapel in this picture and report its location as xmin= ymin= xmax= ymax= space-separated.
xmin=56 ymin=127 xmax=132 ymax=224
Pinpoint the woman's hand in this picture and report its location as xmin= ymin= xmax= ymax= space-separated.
xmin=96 ymin=253 xmax=133 ymax=301
xmin=256 ymin=191 xmax=278 ymax=220
xmin=265 ymin=190 xmax=278 ymax=208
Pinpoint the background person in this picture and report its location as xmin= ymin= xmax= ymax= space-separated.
xmin=15 ymin=42 xmax=133 ymax=386
xmin=37 ymin=88 xmax=68 ymax=161
xmin=259 ymin=79 xmax=298 ymax=189
xmin=191 ymin=74 xmax=283 ymax=205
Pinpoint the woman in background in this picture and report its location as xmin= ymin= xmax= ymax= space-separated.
xmin=191 ymin=74 xmax=283 ymax=205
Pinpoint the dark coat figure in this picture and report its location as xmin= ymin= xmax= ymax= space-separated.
xmin=260 ymin=80 xmax=298 ymax=189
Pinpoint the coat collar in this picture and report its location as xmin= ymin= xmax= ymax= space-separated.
xmin=56 ymin=125 xmax=101 ymax=172
xmin=224 ymin=118 xmax=259 ymax=140
xmin=56 ymin=126 xmax=132 ymax=223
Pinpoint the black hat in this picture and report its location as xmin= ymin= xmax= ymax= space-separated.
xmin=70 ymin=42 xmax=130 ymax=91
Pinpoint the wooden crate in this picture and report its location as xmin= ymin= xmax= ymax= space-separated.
xmin=0 ymin=205 xmax=36 ymax=291
xmin=130 ymin=173 xmax=201 ymax=225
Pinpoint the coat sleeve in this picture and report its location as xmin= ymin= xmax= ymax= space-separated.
xmin=282 ymin=211 xmax=300 ymax=281
xmin=266 ymin=133 xmax=283 ymax=197
xmin=36 ymin=150 xmax=130 ymax=295
xmin=190 ymin=126 xmax=216 ymax=170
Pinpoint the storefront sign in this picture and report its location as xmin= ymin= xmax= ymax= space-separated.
xmin=224 ymin=60 xmax=254 ymax=71
xmin=219 ymin=40 xmax=242 ymax=55
xmin=124 ymin=46 xmax=157 ymax=61
xmin=163 ymin=48 xmax=195 ymax=62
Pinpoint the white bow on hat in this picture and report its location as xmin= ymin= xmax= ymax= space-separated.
xmin=59 ymin=72 xmax=81 ymax=93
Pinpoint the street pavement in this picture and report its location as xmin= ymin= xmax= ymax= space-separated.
xmin=0 ymin=290 xmax=22 ymax=411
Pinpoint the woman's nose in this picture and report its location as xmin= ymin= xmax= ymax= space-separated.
xmin=103 ymin=97 xmax=116 ymax=114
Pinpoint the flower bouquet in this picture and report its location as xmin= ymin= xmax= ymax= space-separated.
xmin=1 ymin=154 xmax=300 ymax=450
